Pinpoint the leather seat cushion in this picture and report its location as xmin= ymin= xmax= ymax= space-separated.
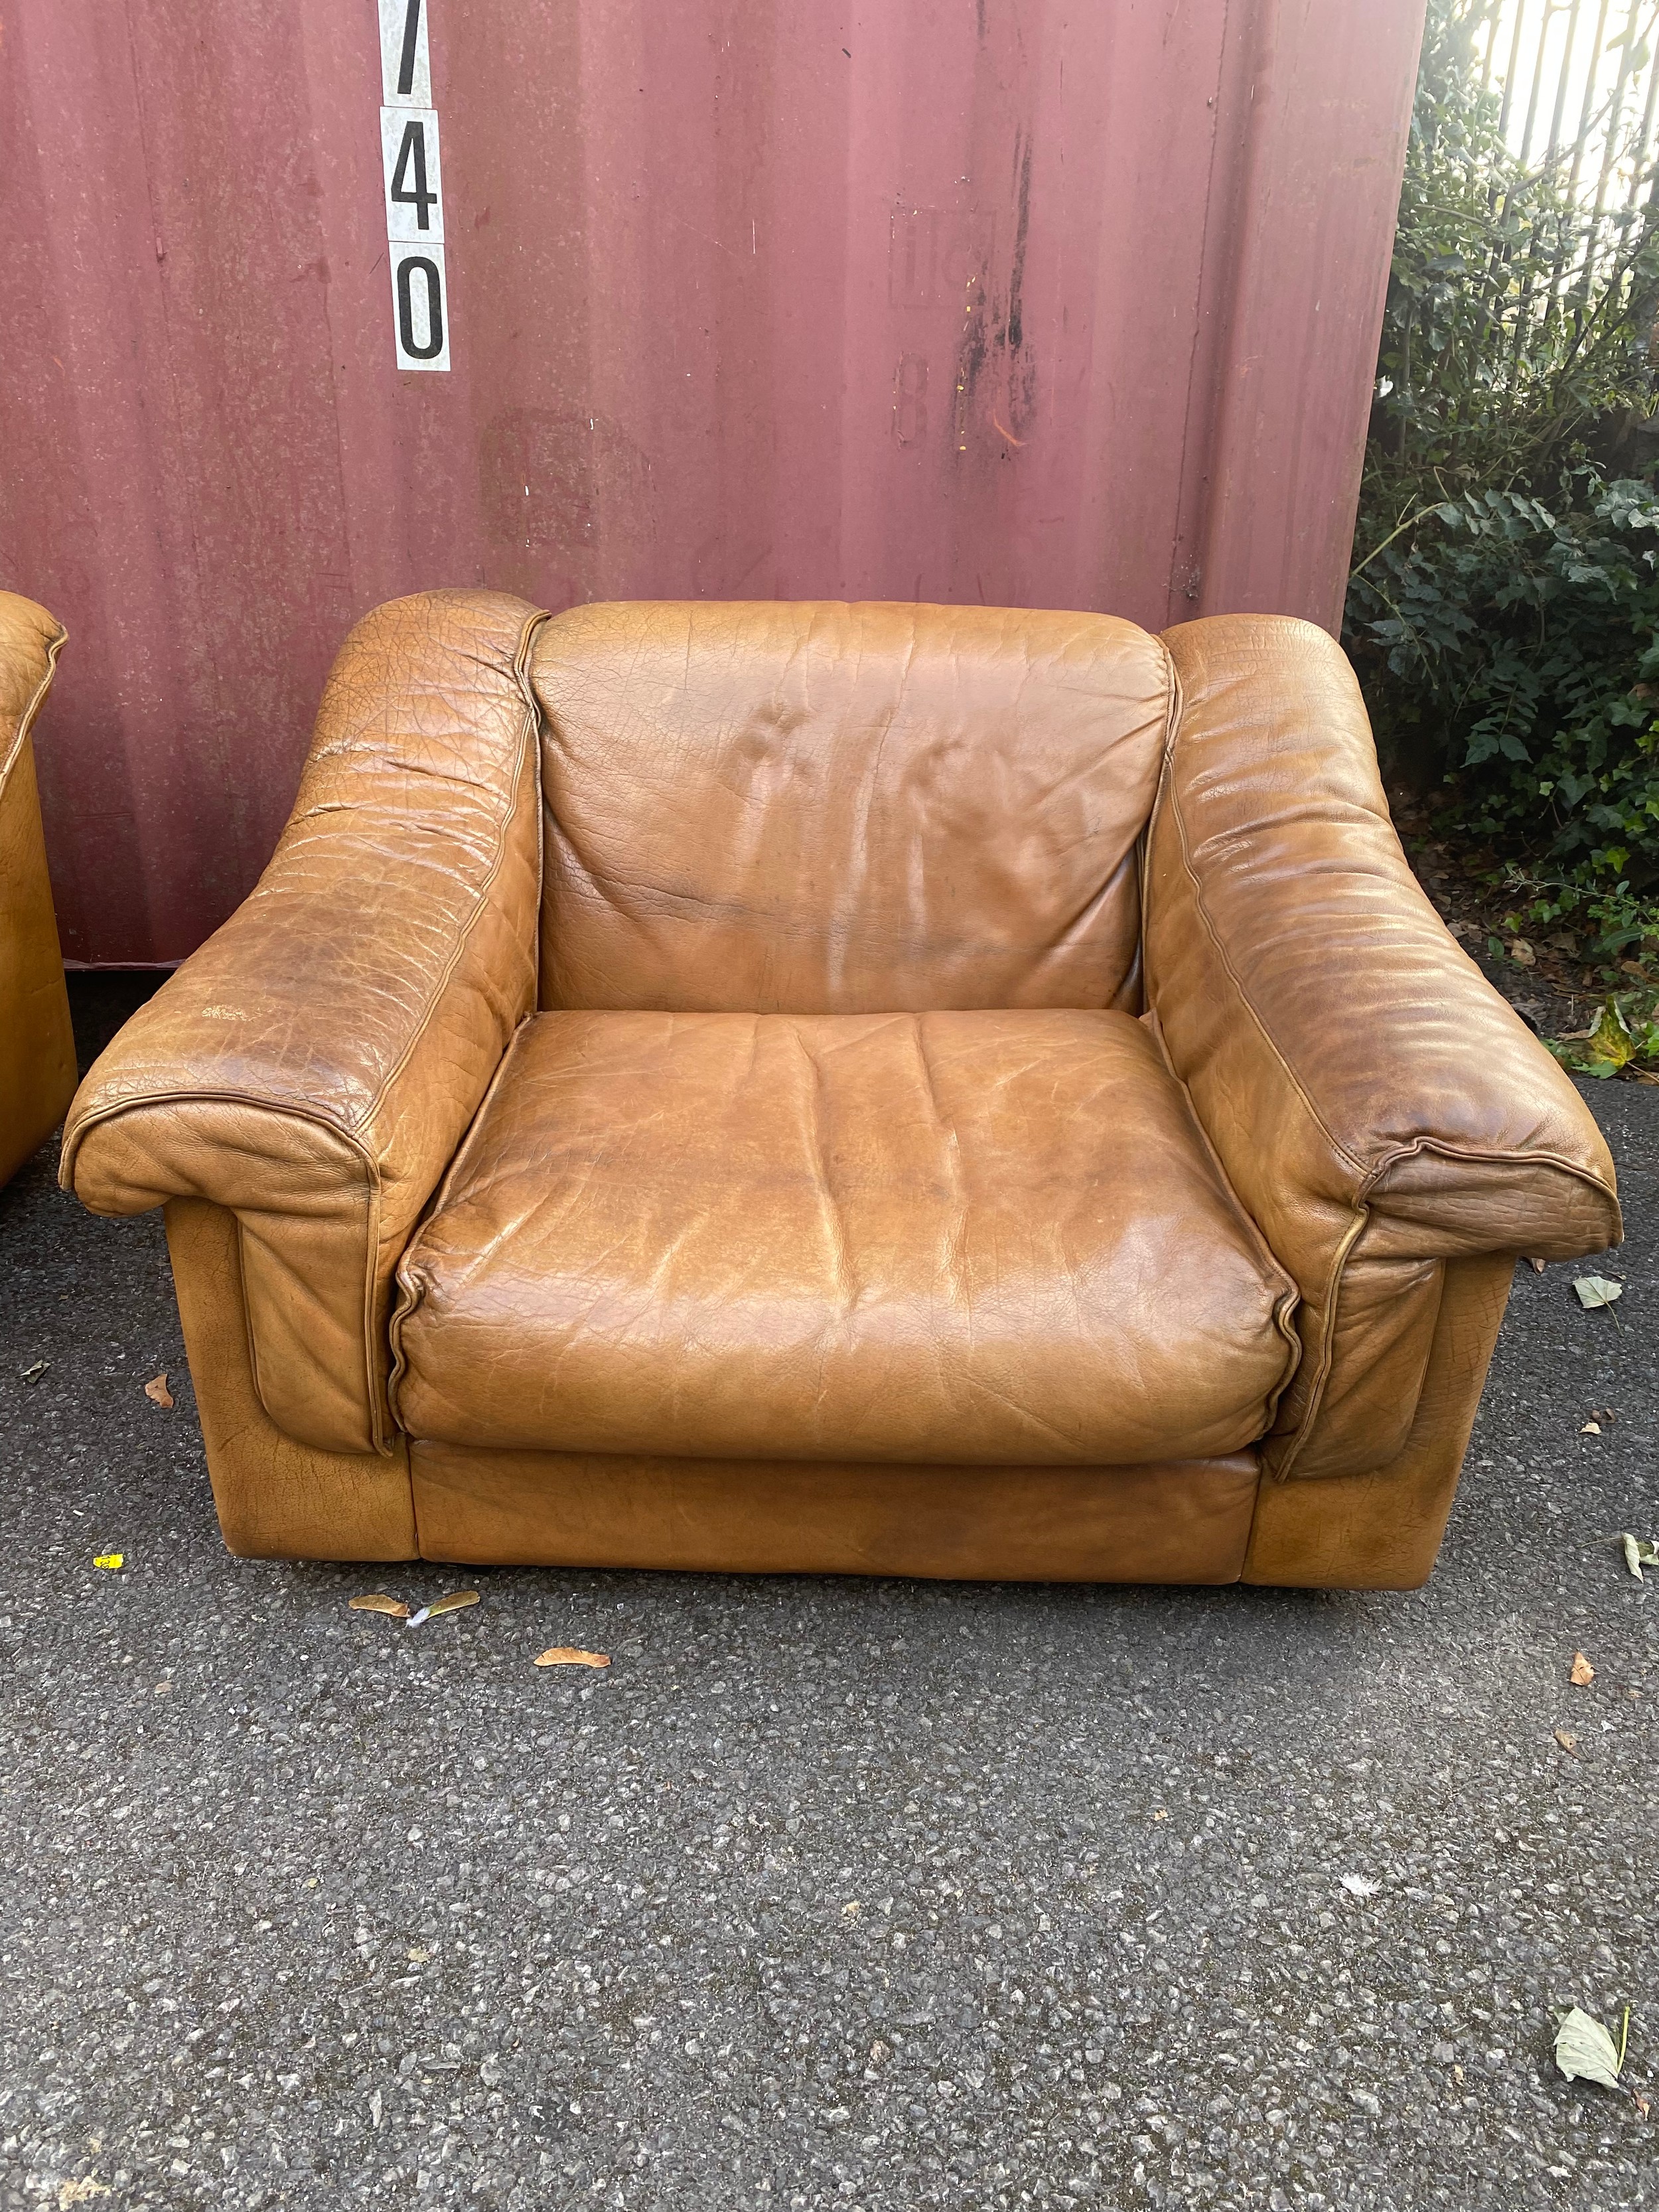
xmin=391 ymin=1008 xmax=1299 ymax=1464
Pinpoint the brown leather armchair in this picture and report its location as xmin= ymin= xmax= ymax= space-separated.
xmin=62 ymin=595 xmax=1621 ymax=1586
xmin=1 ymin=592 xmax=75 ymax=1186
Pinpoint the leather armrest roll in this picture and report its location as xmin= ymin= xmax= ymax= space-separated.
xmin=61 ymin=590 xmax=547 ymax=1454
xmin=0 ymin=591 xmax=76 ymax=1185
xmin=1146 ymin=614 xmax=1621 ymax=1480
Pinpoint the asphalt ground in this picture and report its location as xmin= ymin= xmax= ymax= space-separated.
xmin=1 ymin=974 xmax=1656 ymax=2211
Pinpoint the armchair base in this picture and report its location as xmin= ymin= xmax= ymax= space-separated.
xmin=165 ymin=1200 xmax=417 ymax=1560
xmin=1242 ymin=1252 xmax=1513 ymax=1588
xmin=409 ymin=1443 xmax=1261 ymax=1584
xmin=167 ymin=1202 xmax=1514 ymax=1589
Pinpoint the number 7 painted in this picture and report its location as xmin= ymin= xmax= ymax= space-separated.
xmin=378 ymin=0 xmax=431 ymax=106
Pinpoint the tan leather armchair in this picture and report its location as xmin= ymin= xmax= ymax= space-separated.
xmin=62 ymin=595 xmax=1621 ymax=1586
xmin=1 ymin=593 xmax=75 ymax=1186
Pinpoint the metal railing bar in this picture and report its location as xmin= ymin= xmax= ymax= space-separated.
xmin=1500 ymin=0 xmax=1532 ymax=136
xmin=1547 ymin=0 xmax=1586 ymax=157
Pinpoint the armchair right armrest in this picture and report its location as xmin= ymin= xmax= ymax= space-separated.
xmin=1145 ymin=615 xmax=1621 ymax=1481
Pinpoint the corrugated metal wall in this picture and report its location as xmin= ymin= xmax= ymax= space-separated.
xmin=0 ymin=0 xmax=1425 ymax=966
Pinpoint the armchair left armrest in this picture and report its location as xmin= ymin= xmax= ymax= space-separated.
xmin=60 ymin=590 xmax=547 ymax=1455
xmin=1145 ymin=614 xmax=1621 ymax=1481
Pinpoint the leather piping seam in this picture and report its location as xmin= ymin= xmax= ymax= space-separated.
xmin=0 ymin=618 xmax=66 ymax=791
xmin=1266 ymin=1203 xmax=1372 ymax=1481
xmin=59 ymin=1086 xmax=372 ymax=1193
xmin=225 ymin=1208 xmax=270 ymax=1455
xmin=1143 ymin=1005 xmax=1303 ymax=1431
xmin=234 ymin=1213 xmax=275 ymax=1436
xmin=384 ymin=1015 xmax=534 ymax=1426
xmin=348 ymin=605 xmax=551 ymax=1132
xmin=1368 ymin=1134 xmax=1622 ymax=1232
xmin=1141 ymin=644 xmax=1180 ymax=897
xmin=60 ymin=1090 xmax=383 ymax=1452
xmin=516 ymin=611 xmax=548 ymax=1006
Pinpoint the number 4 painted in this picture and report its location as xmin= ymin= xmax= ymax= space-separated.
xmin=390 ymin=119 xmax=437 ymax=227
xmin=380 ymin=109 xmax=443 ymax=240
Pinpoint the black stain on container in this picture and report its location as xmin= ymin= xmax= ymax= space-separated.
xmin=950 ymin=127 xmax=1037 ymax=455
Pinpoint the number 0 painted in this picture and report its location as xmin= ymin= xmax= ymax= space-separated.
xmin=390 ymin=245 xmax=449 ymax=370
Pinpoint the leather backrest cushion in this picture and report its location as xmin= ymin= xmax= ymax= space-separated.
xmin=530 ymin=601 xmax=1171 ymax=1012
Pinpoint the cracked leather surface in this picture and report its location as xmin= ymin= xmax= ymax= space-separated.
xmin=391 ymin=1006 xmax=1299 ymax=1465
xmin=0 ymin=591 xmax=74 ymax=1187
xmin=1147 ymin=615 xmax=1622 ymax=1481
xmin=531 ymin=600 xmax=1169 ymax=1014
xmin=61 ymin=590 xmax=547 ymax=1453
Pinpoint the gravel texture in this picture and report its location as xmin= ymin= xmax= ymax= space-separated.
xmin=1 ymin=976 xmax=1656 ymax=2210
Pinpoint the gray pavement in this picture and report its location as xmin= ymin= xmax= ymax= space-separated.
xmin=1 ymin=978 xmax=1656 ymax=2210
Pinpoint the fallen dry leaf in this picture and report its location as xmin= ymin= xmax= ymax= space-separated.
xmin=1526 ymin=1257 xmax=1547 ymax=1273
xmin=23 ymin=1358 xmax=48 ymax=1383
xmin=1581 ymin=1420 xmax=1603 ymax=1435
xmin=143 ymin=1373 xmax=173 ymax=1409
xmin=1574 ymin=1275 xmax=1624 ymax=1311
xmin=1509 ymin=938 xmax=1536 ymax=967
xmin=1636 ymin=2091 xmax=1652 ymax=2118
xmin=58 ymin=2181 xmax=109 ymax=2207
xmin=404 ymin=1589 xmax=480 ymax=1629
xmin=534 ymin=1647 xmax=611 ymax=1668
xmin=1554 ymin=2005 xmax=1628 ymax=2092
xmin=1554 ymin=1728 xmax=1579 ymax=1754
xmin=1571 ymin=1651 xmax=1597 ymax=1687
xmin=1623 ymin=1533 xmax=1659 ymax=1582
xmin=348 ymin=1593 xmax=409 ymax=1617
xmin=92 ymin=1554 xmax=123 ymax=1571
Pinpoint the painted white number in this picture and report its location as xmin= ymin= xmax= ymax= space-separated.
xmin=376 ymin=0 xmax=450 ymax=370
xmin=381 ymin=110 xmax=443 ymax=240
xmin=390 ymin=245 xmax=449 ymax=368
xmin=379 ymin=0 xmax=430 ymax=105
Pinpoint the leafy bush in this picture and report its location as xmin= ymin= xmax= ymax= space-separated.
xmin=1349 ymin=475 xmax=1659 ymax=956
xmin=1345 ymin=0 xmax=1659 ymax=970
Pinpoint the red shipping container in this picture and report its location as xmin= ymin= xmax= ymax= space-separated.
xmin=0 ymin=0 xmax=1425 ymax=964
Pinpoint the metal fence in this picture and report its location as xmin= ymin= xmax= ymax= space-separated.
xmin=1479 ymin=0 xmax=1659 ymax=292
